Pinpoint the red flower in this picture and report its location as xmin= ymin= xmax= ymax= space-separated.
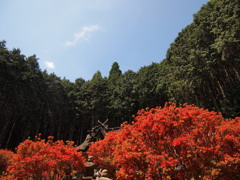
xmin=89 ymin=102 xmax=240 ymax=179
xmin=5 ymin=136 xmax=85 ymax=179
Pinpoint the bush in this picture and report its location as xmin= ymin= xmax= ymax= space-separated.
xmin=6 ymin=135 xmax=86 ymax=179
xmin=89 ymin=102 xmax=240 ymax=179
xmin=0 ymin=149 xmax=14 ymax=174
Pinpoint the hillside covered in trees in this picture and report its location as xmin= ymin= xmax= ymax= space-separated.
xmin=0 ymin=0 xmax=240 ymax=150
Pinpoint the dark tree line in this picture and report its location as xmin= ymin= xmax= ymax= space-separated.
xmin=0 ymin=0 xmax=239 ymax=149
xmin=163 ymin=0 xmax=240 ymax=117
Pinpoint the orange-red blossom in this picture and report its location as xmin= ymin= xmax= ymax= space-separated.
xmin=6 ymin=135 xmax=85 ymax=180
xmin=89 ymin=102 xmax=240 ymax=180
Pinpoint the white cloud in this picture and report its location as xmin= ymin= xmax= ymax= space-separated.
xmin=44 ymin=61 xmax=55 ymax=69
xmin=65 ymin=25 xmax=100 ymax=46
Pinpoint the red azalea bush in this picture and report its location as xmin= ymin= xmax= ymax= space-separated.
xmin=89 ymin=102 xmax=240 ymax=180
xmin=6 ymin=135 xmax=86 ymax=180
xmin=0 ymin=149 xmax=14 ymax=174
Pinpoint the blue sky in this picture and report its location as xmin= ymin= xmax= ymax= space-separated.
xmin=0 ymin=0 xmax=209 ymax=81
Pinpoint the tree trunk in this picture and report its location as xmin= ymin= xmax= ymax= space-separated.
xmin=5 ymin=119 xmax=16 ymax=149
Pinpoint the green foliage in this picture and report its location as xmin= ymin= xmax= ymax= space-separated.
xmin=108 ymin=62 xmax=122 ymax=83
xmin=0 ymin=0 xmax=240 ymax=149
xmin=164 ymin=0 xmax=240 ymax=116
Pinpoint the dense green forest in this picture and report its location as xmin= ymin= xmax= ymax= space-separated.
xmin=0 ymin=0 xmax=240 ymax=150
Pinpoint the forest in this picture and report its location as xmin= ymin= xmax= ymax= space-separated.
xmin=0 ymin=0 xmax=240 ymax=151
